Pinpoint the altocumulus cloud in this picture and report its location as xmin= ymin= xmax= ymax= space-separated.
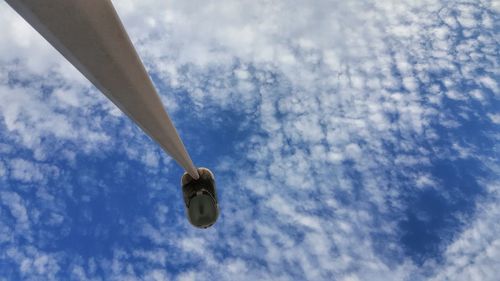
xmin=0 ymin=0 xmax=499 ymax=280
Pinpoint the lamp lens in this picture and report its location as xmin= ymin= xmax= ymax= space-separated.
xmin=188 ymin=194 xmax=217 ymax=227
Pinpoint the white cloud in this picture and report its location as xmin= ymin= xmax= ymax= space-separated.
xmin=0 ymin=191 xmax=29 ymax=227
xmin=0 ymin=161 xmax=5 ymax=178
xmin=4 ymin=246 xmax=61 ymax=280
xmin=430 ymin=181 xmax=500 ymax=281
xmin=487 ymin=113 xmax=500 ymax=125
xmin=9 ymin=158 xmax=45 ymax=183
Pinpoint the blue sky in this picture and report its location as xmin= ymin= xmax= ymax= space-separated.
xmin=0 ymin=0 xmax=499 ymax=280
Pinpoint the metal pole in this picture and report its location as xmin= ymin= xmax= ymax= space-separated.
xmin=5 ymin=0 xmax=200 ymax=179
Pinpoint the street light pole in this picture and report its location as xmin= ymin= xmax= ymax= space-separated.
xmin=5 ymin=0 xmax=200 ymax=179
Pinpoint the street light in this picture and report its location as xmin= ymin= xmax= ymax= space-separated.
xmin=182 ymin=168 xmax=219 ymax=228
xmin=5 ymin=0 xmax=219 ymax=228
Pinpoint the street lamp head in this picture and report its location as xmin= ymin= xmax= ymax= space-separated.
xmin=181 ymin=168 xmax=219 ymax=228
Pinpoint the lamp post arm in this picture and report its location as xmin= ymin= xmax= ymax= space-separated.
xmin=6 ymin=0 xmax=200 ymax=179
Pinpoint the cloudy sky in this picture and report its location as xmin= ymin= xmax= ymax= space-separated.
xmin=0 ymin=0 xmax=499 ymax=280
